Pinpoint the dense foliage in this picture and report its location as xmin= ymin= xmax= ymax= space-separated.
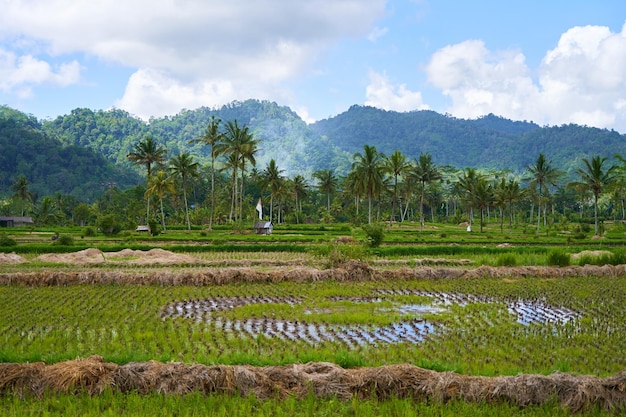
xmin=0 ymin=106 xmax=140 ymax=200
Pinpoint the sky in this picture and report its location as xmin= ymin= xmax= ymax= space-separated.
xmin=1 ymin=0 xmax=626 ymax=132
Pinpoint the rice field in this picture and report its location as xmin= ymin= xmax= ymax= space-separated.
xmin=1 ymin=223 xmax=626 ymax=415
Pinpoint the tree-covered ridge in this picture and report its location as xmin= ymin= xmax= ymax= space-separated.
xmin=310 ymin=105 xmax=626 ymax=175
xmin=42 ymin=100 xmax=348 ymax=178
xmin=0 ymin=106 xmax=140 ymax=200
xmin=38 ymin=100 xmax=626 ymax=181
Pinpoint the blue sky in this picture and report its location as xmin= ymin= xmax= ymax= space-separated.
xmin=1 ymin=0 xmax=625 ymax=132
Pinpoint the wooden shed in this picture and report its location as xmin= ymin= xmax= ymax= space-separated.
xmin=253 ymin=221 xmax=273 ymax=235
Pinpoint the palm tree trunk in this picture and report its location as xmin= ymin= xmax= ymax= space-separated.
xmin=183 ymin=185 xmax=191 ymax=231
xmin=209 ymin=154 xmax=215 ymax=230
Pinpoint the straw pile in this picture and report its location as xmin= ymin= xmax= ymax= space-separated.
xmin=1 ymin=357 xmax=625 ymax=412
xmin=0 ymin=253 xmax=27 ymax=264
xmin=2 ymin=262 xmax=626 ymax=286
xmin=35 ymin=248 xmax=199 ymax=265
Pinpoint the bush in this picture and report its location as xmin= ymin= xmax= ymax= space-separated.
xmin=53 ymin=234 xmax=74 ymax=246
xmin=83 ymin=226 xmax=96 ymax=237
xmin=97 ymin=214 xmax=122 ymax=236
xmin=547 ymin=250 xmax=570 ymax=267
xmin=496 ymin=253 xmax=517 ymax=266
xmin=362 ymin=223 xmax=385 ymax=248
xmin=0 ymin=234 xmax=17 ymax=247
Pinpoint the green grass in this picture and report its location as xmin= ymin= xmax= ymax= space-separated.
xmin=0 ymin=391 xmax=598 ymax=417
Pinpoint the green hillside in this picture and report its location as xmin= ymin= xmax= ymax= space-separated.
xmin=0 ymin=106 xmax=140 ymax=200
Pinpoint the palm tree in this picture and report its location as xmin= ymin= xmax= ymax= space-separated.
xmin=352 ymin=145 xmax=385 ymax=224
xmin=409 ymin=152 xmax=442 ymax=231
xmin=190 ymin=116 xmax=224 ymax=230
xmin=170 ymin=153 xmax=200 ymax=231
xmin=237 ymin=131 xmax=259 ymax=220
xmin=145 ymin=171 xmax=176 ymax=232
xmin=10 ymin=175 xmax=32 ymax=216
xmin=127 ymin=136 xmax=167 ymax=223
xmin=32 ymin=196 xmax=63 ymax=226
xmin=572 ymin=156 xmax=617 ymax=236
xmin=472 ymin=177 xmax=495 ymax=233
xmin=456 ymin=168 xmax=480 ymax=229
xmin=261 ymin=159 xmax=285 ymax=222
xmin=496 ymin=178 xmax=524 ymax=232
xmin=527 ymin=154 xmax=561 ymax=233
xmin=218 ymin=120 xmax=258 ymax=221
xmin=313 ymin=169 xmax=338 ymax=214
xmin=383 ymin=150 xmax=410 ymax=224
xmin=291 ymin=174 xmax=308 ymax=223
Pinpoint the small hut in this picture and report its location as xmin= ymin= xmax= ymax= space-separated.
xmin=253 ymin=221 xmax=273 ymax=235
xmin=0 ymin=216 xmax=34 ymax=227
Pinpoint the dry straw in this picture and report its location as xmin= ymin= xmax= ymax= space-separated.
xmin=1 ymin=356 xmax=625 ymax=412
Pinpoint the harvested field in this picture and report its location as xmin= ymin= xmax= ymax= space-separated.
xmin=36 ymin=248 xmax=199 ymax=265
xmin=1 ymin=356 xmax=625 ymax=413
xmin=0 ymin=253 xmax=27 ymax=264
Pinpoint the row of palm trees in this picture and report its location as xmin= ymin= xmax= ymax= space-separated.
xmin=125 ymin=117 xmax=621 ymax=236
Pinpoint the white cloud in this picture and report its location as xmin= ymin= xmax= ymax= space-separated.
xmin=425 ymin=24 xmax=626 ymax=131
xmin=0 ymin=48 xmax=81 ymax=94
xmin=368 ymin=26 xmax=388 ymax=42
xmin=0 ymin=0 xmax=386 ymax=118
xmin=365 ymin=70 xmax=428 ymax=112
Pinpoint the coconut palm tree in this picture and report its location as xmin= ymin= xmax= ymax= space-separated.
xmin=456 ymin=168 xmax=481 ymax=229
xmin=291 ymin=174 xmax=308 ymax=223
xmin=170 ymin=153 xmax=200 ymax=231
xmin=127 ymin=136 xmax=167 ymax=223
xmin=383 ymin=150 xmax=410 ymax=224
xmin=409 ymin=152 xmax=441 ymax=231
xmin=10 ymin=175 xmax=32 ymax=216
xmin=472 ymin=177 xmax=495 ymax=233
xmin=145 ymin=171 xmax=176 ymax=232
xmin=527 ymin=154 xmax=561 ymax=233
xmin=352 ymin=145 xmax=385 ymax=224
xmin=218 ymin=120 xmax=258 ymax=221
xmin=572 ymin=156 xmax=617 ymax=236
xmin=190 ymin=116 xmax=224 ymax=230
xmin=313 ymin=169 xmax=339 ymax=214
xmin=261 ymin=159 xmax=285 ymax=223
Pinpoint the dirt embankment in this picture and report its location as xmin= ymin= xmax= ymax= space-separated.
xmin=1 ymin=260 xmax=626 ymax=286
xmin=0 ymin=356 xmax=624 ymax=413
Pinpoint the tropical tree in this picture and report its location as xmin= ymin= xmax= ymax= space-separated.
xmin=190 ymin=116 xmax=224 ymax=230
xmin=127 ymin=136 xmax=167 ymax=223
xmin=218 ymin=120 xmax=258 ymax=221
xmin=10 ymin=175 xmax=32 ymax=216
xmin=32 ymin=196 xmax=63 ymax=226
xmin=351 ymin=145 xmax=385 ymax=224
xmin=571 ymin=156 xmax=617 ymax=236
xmin=145 ymin=171 xmax=176 ymax=232
xmin=291 ymin=174 xmax=308 ymax=223
xmin=170 ymin=153 xmax=200 ymax=231
xmin=313 ymin=169 xmax=338 ymax=214
xmin=472 ymin=177 xmax=495 ymax=233
xmin=527 ymin=154 xmax=561 ymax=233
xmin=261 ymin=159 xmax=285 ymax=222
xmin=495 ymin=178 xmax=524 ymax=232
xmin=383 ymin=150 xmax=410 ymax=223
xmin=409 ymin=152 xmax=442 ymax=231
xmin=456 ymin=168 xmax=481 ymax=229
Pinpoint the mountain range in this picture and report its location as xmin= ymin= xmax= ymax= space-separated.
xmin=1 ymin=99 xmax=625 ymax=200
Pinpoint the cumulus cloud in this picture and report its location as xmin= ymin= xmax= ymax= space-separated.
xmin=425 ymin=23 xmax=626 ymax=131
xmin=0 ymin=0 xmax=386 ymax=118
xmin=365 ymin=70 xmax=428 ymax=112
xmin=0 ymin=48 xmax=81 ymax=96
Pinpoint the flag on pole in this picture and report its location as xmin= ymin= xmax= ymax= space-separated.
xmin=256 ymin=198 xmax=263 ymax=220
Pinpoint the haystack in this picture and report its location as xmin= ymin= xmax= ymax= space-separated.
xmin=0 ymin=253 xmax=27 ymax=264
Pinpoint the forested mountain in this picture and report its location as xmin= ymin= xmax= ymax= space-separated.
xmin=2 ymin=100 xmax=625 ymax=204
xmin=0 ymin=106 xmax=140 ymax=200
xmin=43 ymin=101 xmax=347 ymax=178
xmin=310 ymin=105 xmax=626 ymax=175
